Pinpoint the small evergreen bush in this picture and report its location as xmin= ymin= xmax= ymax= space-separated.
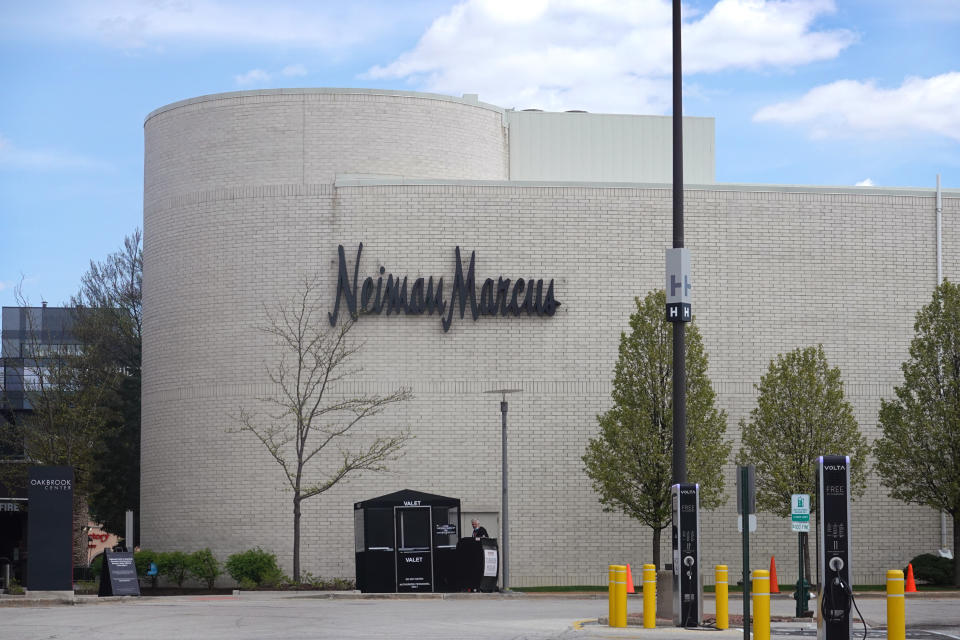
xmin=225 ymin=548 xmax=283 ymax=588
xmin=157 ymin=551 xmax=191 ymax=587
xmin=188 ymin=548 xmax=222 ymax=590
xmin=908 ymin=553 xmax=954 ymax=586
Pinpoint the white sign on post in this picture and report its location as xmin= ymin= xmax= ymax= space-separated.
xmin=737 ymin=514 xmax=757 ymax=533
xmin=665 ymin=248 xmax=692 ymax=322
xmin=791 ymin=493 xmax=810 ymax=532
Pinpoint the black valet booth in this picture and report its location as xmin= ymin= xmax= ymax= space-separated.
xmin=354 ymin=489 xmax=500 ymax=593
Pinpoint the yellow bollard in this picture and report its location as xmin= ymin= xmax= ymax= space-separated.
xmin=609 ymin=565 xmax=627 ymax=627
xmin=613 ymin=565 xmax=628 ymax=627
xmin=608 ymin=565 xmax=616 ymax=626
xmin=643 ymin=563 xmax=657 ymax=628
xmin=715 ymin=565 xmax=729 ymax=630
xmin=887 ymin=569 xmax=905 ymax=640
xmin=752 ymin=569 xmax=770 ymax=640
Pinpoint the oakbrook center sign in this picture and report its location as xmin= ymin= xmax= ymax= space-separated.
xmin=329 ymin=244 xmax=562 ymax=332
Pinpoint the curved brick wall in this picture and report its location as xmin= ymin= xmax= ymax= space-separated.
xmin=144 ymin=89 xmax=508 ymax=203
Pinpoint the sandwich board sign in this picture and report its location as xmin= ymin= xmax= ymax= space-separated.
xmin=98 ymin=551 xmax=141 ymax=596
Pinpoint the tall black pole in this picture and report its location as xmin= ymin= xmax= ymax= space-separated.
xmin=741 ymin=467 xmax=751 ymax=640
xmin=671 ymin=0 xmax=686 ymax=485
xmin=501 ymin=398 xmax=509 ymax=591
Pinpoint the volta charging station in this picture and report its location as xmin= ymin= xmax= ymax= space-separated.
xmin=818 ymin=455 xmax=855 ymax=640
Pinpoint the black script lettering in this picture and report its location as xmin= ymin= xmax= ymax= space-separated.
xmin=360 ymin=277 xmax=375 ymax=313
xmin=531 ymin=279 xmax=544 ymax=314
xmin=480 ymin=278 xmax=496 ymax=316
xmin=384 ymin=275 xmax=409 ymax=315
xmin=496 ymin=278 xmax=511 ymax=316
xmin=331 ymin=244 xmax=561 ymax=331
xmin=373 ymin=266 xmax=385 ymax=313
xmin=443 ymin=247 xmax=479 ymax=332
xmin=409 ymin=278 xmax=425 ymax=314
xmin=541 ymin=279 xmax=561 ymax=316
xmin=424 ymin=277 xmax=445 ymax=316
xmin=329 ymin=243 xmax=362 ymax=325
xmin=507 ymin=279 xmax=524 ymax=315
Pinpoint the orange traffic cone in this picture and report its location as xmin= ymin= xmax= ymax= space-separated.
xmin=769 ymin=556 xmax=780 ymax=593
xmin=626 ymin=563 xmax=635 ymax=593
xmin=905 ymin=563 xmax=917 ymax=592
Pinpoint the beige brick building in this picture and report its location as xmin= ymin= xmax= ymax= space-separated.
xmin=142 ymin=88 xmax=957 ymax=586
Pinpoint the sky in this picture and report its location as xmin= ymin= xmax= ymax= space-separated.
xmin=1 ymin=0 xmax=958 ymax=309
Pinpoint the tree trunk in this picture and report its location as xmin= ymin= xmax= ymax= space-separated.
xmin=652 ymin=527 xmax=661 ymax=570
xmin=73 ymin=492 xmax=90 ymax=567
xmin=954 ymin=512 xmax=959 ymax=587
xmin=293 ymin=494 xmax=301 ymax=583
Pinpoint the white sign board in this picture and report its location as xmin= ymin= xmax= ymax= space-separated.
xmin=665 ymin=248 xmax=692 ymax=323
xmin=665 ymin=248 xmax=692 ymax=305
xmin=791 ymin=494 xmax=810 ymax=514
xmin=791 ymin=494 xmax=810 ymax=532
xmin=483 ymin=549 xmax=498 ymax=577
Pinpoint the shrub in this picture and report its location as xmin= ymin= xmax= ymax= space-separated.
xmin=188 ymin=548 xmax=221 ymax=590
xmin=7 ymin=577 xmax=24 ymax=595
xmin=90 ymin=554 xmax=104 ymax=580
xmin=225 ymin=548 xmax=283 ymax=588
xmin=74 ymin=580 xmax=98 ymax=595
xmin=134 ymin=549 xmax=157 ymax=576
xmin=326 ymin=576 xmax=355 ymax=590
xmin=295 ymin=572 xmax=356 ymax=590
xmin=157 ymin=551 xmax=191 ymax=588
xmin=908 ymin=553 xmax=954 ymax=586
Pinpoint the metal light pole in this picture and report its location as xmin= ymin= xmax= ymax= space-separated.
xmin=485 ymin=388 xmax=521 ymax=591
xmin=669 ymin=0 xmax=688 ymax=485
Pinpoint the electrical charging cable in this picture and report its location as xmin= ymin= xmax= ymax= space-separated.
xmin=839 ymin=578 xmax=868 ymax=640
xmin=820 ymin=576 xmax=867 ymax=640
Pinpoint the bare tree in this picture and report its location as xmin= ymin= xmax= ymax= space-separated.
xmin=236 ymin=277 xmax=412 ymax=582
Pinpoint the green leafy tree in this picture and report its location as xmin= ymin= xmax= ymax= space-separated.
xmin=737 ymin=344 xmax=868 ymax=577
xmin=72 ymin=230 xmax=143 ymax=538
xmin=875 ymin=280 xmax=960 ymax=586
xmin=234 ymin=277 xmax=412 ymax=582
xmin=583 ymin=290 xmax=730 ymax=568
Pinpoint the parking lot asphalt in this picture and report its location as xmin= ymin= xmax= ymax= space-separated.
xmin=1 ymin=591 xmax=958 ymax=640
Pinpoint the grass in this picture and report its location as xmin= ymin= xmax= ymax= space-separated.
xmin=513 ymin=585 xmax=608 ymax=593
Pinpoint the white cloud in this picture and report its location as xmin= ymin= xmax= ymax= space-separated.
xmin=0 ymin=133 xmax=113 ymax=171
xmin=234 ymin=68 xmax=272 ymax=86
xmin=15 ymin=1 xmax=397 ymax=51
xmin=754 ymin=72 xmax=960 ymax=142
xmin=366 ymin=0 xmax=855 ymax=113
xmin=234 ymin=64 xmax=308 ymax=86
xmin=685 ymin=0 xmax=856 ymax=73
xmin=281 ymin=64 xmax=308 ymax=77
xmin=855 ymin=178 xmax=875 ymax=186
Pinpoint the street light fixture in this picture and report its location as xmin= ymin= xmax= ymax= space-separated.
xmin=484 ymin=387 xmax=521 ymax=591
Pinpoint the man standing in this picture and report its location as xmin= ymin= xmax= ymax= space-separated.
xmin=471 ymin=519 xmax=489 ymax=539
